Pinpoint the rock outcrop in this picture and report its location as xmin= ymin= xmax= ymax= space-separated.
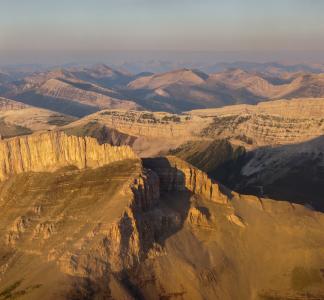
xmin=143 ymin=156 xmax=228 ymax=204
xmin=0 ymin=154 xmax=324 ymax=299
xmin=0 ymin=131 xmax=137 ymax=181
xmin=0 ymin=97 xmax=28 ymax=111
xmin=194 ymin=98 xmax=324 ymax=146
xmin=66 ymin=110 xmax=204 ymax=138
xmin=65 ymin=99 xmax=324 ymax=154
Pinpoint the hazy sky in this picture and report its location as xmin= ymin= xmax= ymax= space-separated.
xmin=1 ymin=0 xmax=324 ymax=64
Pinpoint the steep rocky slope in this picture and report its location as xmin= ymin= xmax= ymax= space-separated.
xmin=38 ymin=79 xmax=139 ymax=110
xmin=13 ymin=78 xmax=141 ymax=117
xmin=0 ymin=106 xmax=75 ymax=139
xmin=62 ymin=110 xmax=209 ymax=156
xmin=170 ymin=136 xmax=324 ymax=211
xmin=213 ymin=136 xmax=324 ymax=211
xmin=193 ymin=98 xmax=324 ymax=147
xmin=61 ymin=100 xmax=324 ymax=211
xmin=0 ymin=131 xmax=136 ymax=181
xmin=1 ymin=67 xmax=141 ymax=117
xmin=0 ymin=97 xmax=29 ymax=111
xmin=64 ymin=98 xmax=324 ymax=156
xmin=169 ymin=139 xmax=245 ymax=174
xmin=66 ymin=110 xmax=203 ymax=138
xmin=0 ymin=149 xmax=324 ymax=299
xmin=63 ymin=121 xmax=137 ymax=146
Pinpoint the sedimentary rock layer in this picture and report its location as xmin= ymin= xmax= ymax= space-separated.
xmin=0 ymin=97 xmax=28 ymax=111
xmin=143 ymin=156 xmax=228 ymax=204
xmin=0 ymin=131 xmax=137 ymax=181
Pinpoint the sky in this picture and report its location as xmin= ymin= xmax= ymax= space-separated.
xmin=1 ymin=0 xmax=324 ymax=65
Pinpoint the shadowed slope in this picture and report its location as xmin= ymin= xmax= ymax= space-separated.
xmin=0 ymin=154 xmax=324 ymax=299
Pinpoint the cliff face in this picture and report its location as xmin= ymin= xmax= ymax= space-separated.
xmin=0 ymin=131 xmax=137 ymax=181
xmin=0 ymin=97 xmax=28 ymax=111
xmin=65 ymin=110 xmax=207 ymax=139
xmin=143 ymin=156 xmax=228 ymax=204
xmin=65 ymin=99 xmax=324 ymax=155
xmin=0 ymin=154 xmax=324 ymax=299
xmin=63 ymin=121 xmax=137 ymax=146
xmin=0 ymin=158 xmax=182 ymax=299
xmin=201 ymin=113 xmax=324 ymax=146
xmin=194 ymin=98 xmax=324 ymax=146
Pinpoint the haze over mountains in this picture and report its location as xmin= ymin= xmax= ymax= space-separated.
xmin=1 ymin=62 xmax=324 ymax=115
xmin=2 ymin=0 xmax=324 ymax=297
xmin=0 ymin=61 xmax=324 ymax=299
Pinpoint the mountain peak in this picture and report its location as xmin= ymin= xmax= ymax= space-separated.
xmin=128 ymin=68 xmax=208 ymax=90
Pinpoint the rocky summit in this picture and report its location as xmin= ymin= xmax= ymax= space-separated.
xmin=0 ymin=62 xmax=324 ymax=300
xmin=0 ymin=132 xmax=324 ymax=299
xmin=2 ymin=1 xmax=324 ymax=298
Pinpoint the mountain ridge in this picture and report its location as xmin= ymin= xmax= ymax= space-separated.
xmin=0 ymin=149 xmax=324 ymax=299
xmin=0 ymin=131 xmax=137 ymax=181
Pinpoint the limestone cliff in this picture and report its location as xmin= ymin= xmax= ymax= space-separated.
xmin=143 ymin=156 xmax=228 ymax=204
xmin=0 ymin=156 xmax=324 ymax=299
xmin=0 ymin=131 xmax=137 ymax=181
xmin=66 ymin=110 xmax=205 ymax=139
xmin=193 ymin=98 xmax=324 ymax=146
xmin=64 ymin=99 xmax=324 ymax=155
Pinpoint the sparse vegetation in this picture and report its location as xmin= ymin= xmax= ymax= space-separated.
xmin=0 ymin=280 xmax=42 ymax=300
xmin=161 ymin=115 xmax=181 ymax=123
xmin=0 ymin=119 xmax=32 ymax=138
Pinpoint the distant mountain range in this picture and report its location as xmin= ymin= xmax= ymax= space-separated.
xmin=108 ymin=60 xmax=324 ymax=74
xmin=126 ymin=67 xmax=324 ymax=111
xmin=1 ymin=63 xmax=324 ymax=115
xmin=0 ymin=66 xmax=324 ymax=299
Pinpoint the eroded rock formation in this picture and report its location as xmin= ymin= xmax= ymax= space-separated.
xmin=0 ymin=97 xmax=28 ymax=111
xmin=143 ymin=156 xmax=228 ymax=204
xmin=0 ymin=149 xmax=324 ymax=299
xmin=64 ymin=99 xmax=324 ymax=153
xmin=0 ymin=131 xmax=137 ymax=181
